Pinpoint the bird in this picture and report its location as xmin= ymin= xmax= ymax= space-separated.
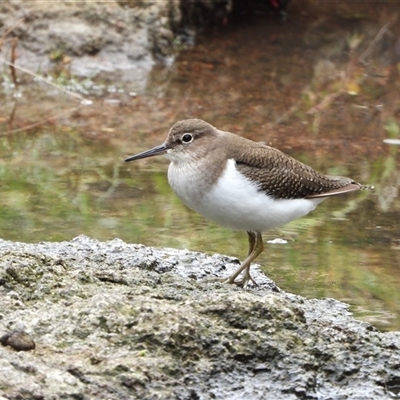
xmin=125 ymin=119 xmax=372 ymax=288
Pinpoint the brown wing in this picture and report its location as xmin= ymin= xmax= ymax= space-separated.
xmin=232 ymin=144 xmax=363 ymax=200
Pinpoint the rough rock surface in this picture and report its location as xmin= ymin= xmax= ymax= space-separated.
xmin=0 ymin=0 xmax=185 ymax=86
xmin=0 ymin=235 xmax=400 ymax=399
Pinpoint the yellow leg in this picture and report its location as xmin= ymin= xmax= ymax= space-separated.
xmin=224 ymin=231 xmax=264 ymax=287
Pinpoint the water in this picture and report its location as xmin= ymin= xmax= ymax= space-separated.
xmin=1 ymin=3 xmax=399 ymax=330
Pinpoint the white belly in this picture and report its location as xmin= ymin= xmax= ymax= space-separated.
xmin=168 ymin=158 xmax=325 ymax=232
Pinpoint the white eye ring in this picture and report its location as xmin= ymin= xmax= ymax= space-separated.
xmin=181 ymin=133 xmax=193 ymax=143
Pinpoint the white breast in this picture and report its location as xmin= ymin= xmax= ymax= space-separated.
xmin=168 ymin=158 xmax=325 ymax=232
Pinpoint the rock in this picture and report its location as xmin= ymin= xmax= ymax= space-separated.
xmin=0 ymin=330 xmax=36 ymax=351
xmin=0 ymin=235 xmax=399 ymax=399
xmin=1 ymin=0 xmax=177 ymax=87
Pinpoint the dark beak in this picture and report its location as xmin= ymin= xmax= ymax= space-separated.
xmin=125 ymin=143 xmax=167 ymax=162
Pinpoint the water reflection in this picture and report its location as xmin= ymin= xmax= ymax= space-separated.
xmin=0 ymin=4 xmax=399 ymax=330
xmin=0 ymin=129 xmax=399 ymax=330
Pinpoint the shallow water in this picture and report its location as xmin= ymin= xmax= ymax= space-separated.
xmin=1 ymin=3 xmax=400 ymax=330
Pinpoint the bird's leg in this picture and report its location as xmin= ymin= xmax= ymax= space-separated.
xmin=242 ymin=231 xmax=259 ymax=286
xmin=239 ymin=230 xmax=257 ymax=286
xmin=224 ymin=231 xmax=264 ymax=287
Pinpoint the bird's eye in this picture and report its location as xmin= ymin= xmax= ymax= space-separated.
xmin=181 ymin=133 xmax=193 ymax=143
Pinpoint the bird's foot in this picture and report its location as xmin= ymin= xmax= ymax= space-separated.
xmin=223 ymin=272 xmax=258 ymax=288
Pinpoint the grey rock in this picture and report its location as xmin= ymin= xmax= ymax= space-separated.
xmin=0 ymin=235 xmax=399 ymax=399
xmin=0 ymin=0 xmax=180 ymax=89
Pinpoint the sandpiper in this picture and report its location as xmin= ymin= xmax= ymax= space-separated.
xmin=125 ymin=119 xmax=371 ymax=287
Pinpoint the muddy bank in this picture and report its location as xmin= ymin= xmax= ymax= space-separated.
xmin=0 ymin=235 xmax=399 ymax=399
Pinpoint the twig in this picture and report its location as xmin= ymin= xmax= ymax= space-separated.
xmin=5 ymin=105 xmax=82 ymax=135
xmin=0 ymin=18 xmax=24 ymax=42
xmin=359 ymin=20 xmax=394 ymax=63
xmin=306 ymin=91 xmax=343 ymax=115
xmin=0 ymin=57 xmax=88 ymax=102
xmin=274 ymin=95 xmax=305 ymax=125
xmin=7 ymin=100 xmax=18 ymax=132
xmin=10 ymin=38 xmax=18 ymax=85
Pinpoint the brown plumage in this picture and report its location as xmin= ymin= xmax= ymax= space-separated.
xmin=232 ymin=143 xmax=364 ymax=200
